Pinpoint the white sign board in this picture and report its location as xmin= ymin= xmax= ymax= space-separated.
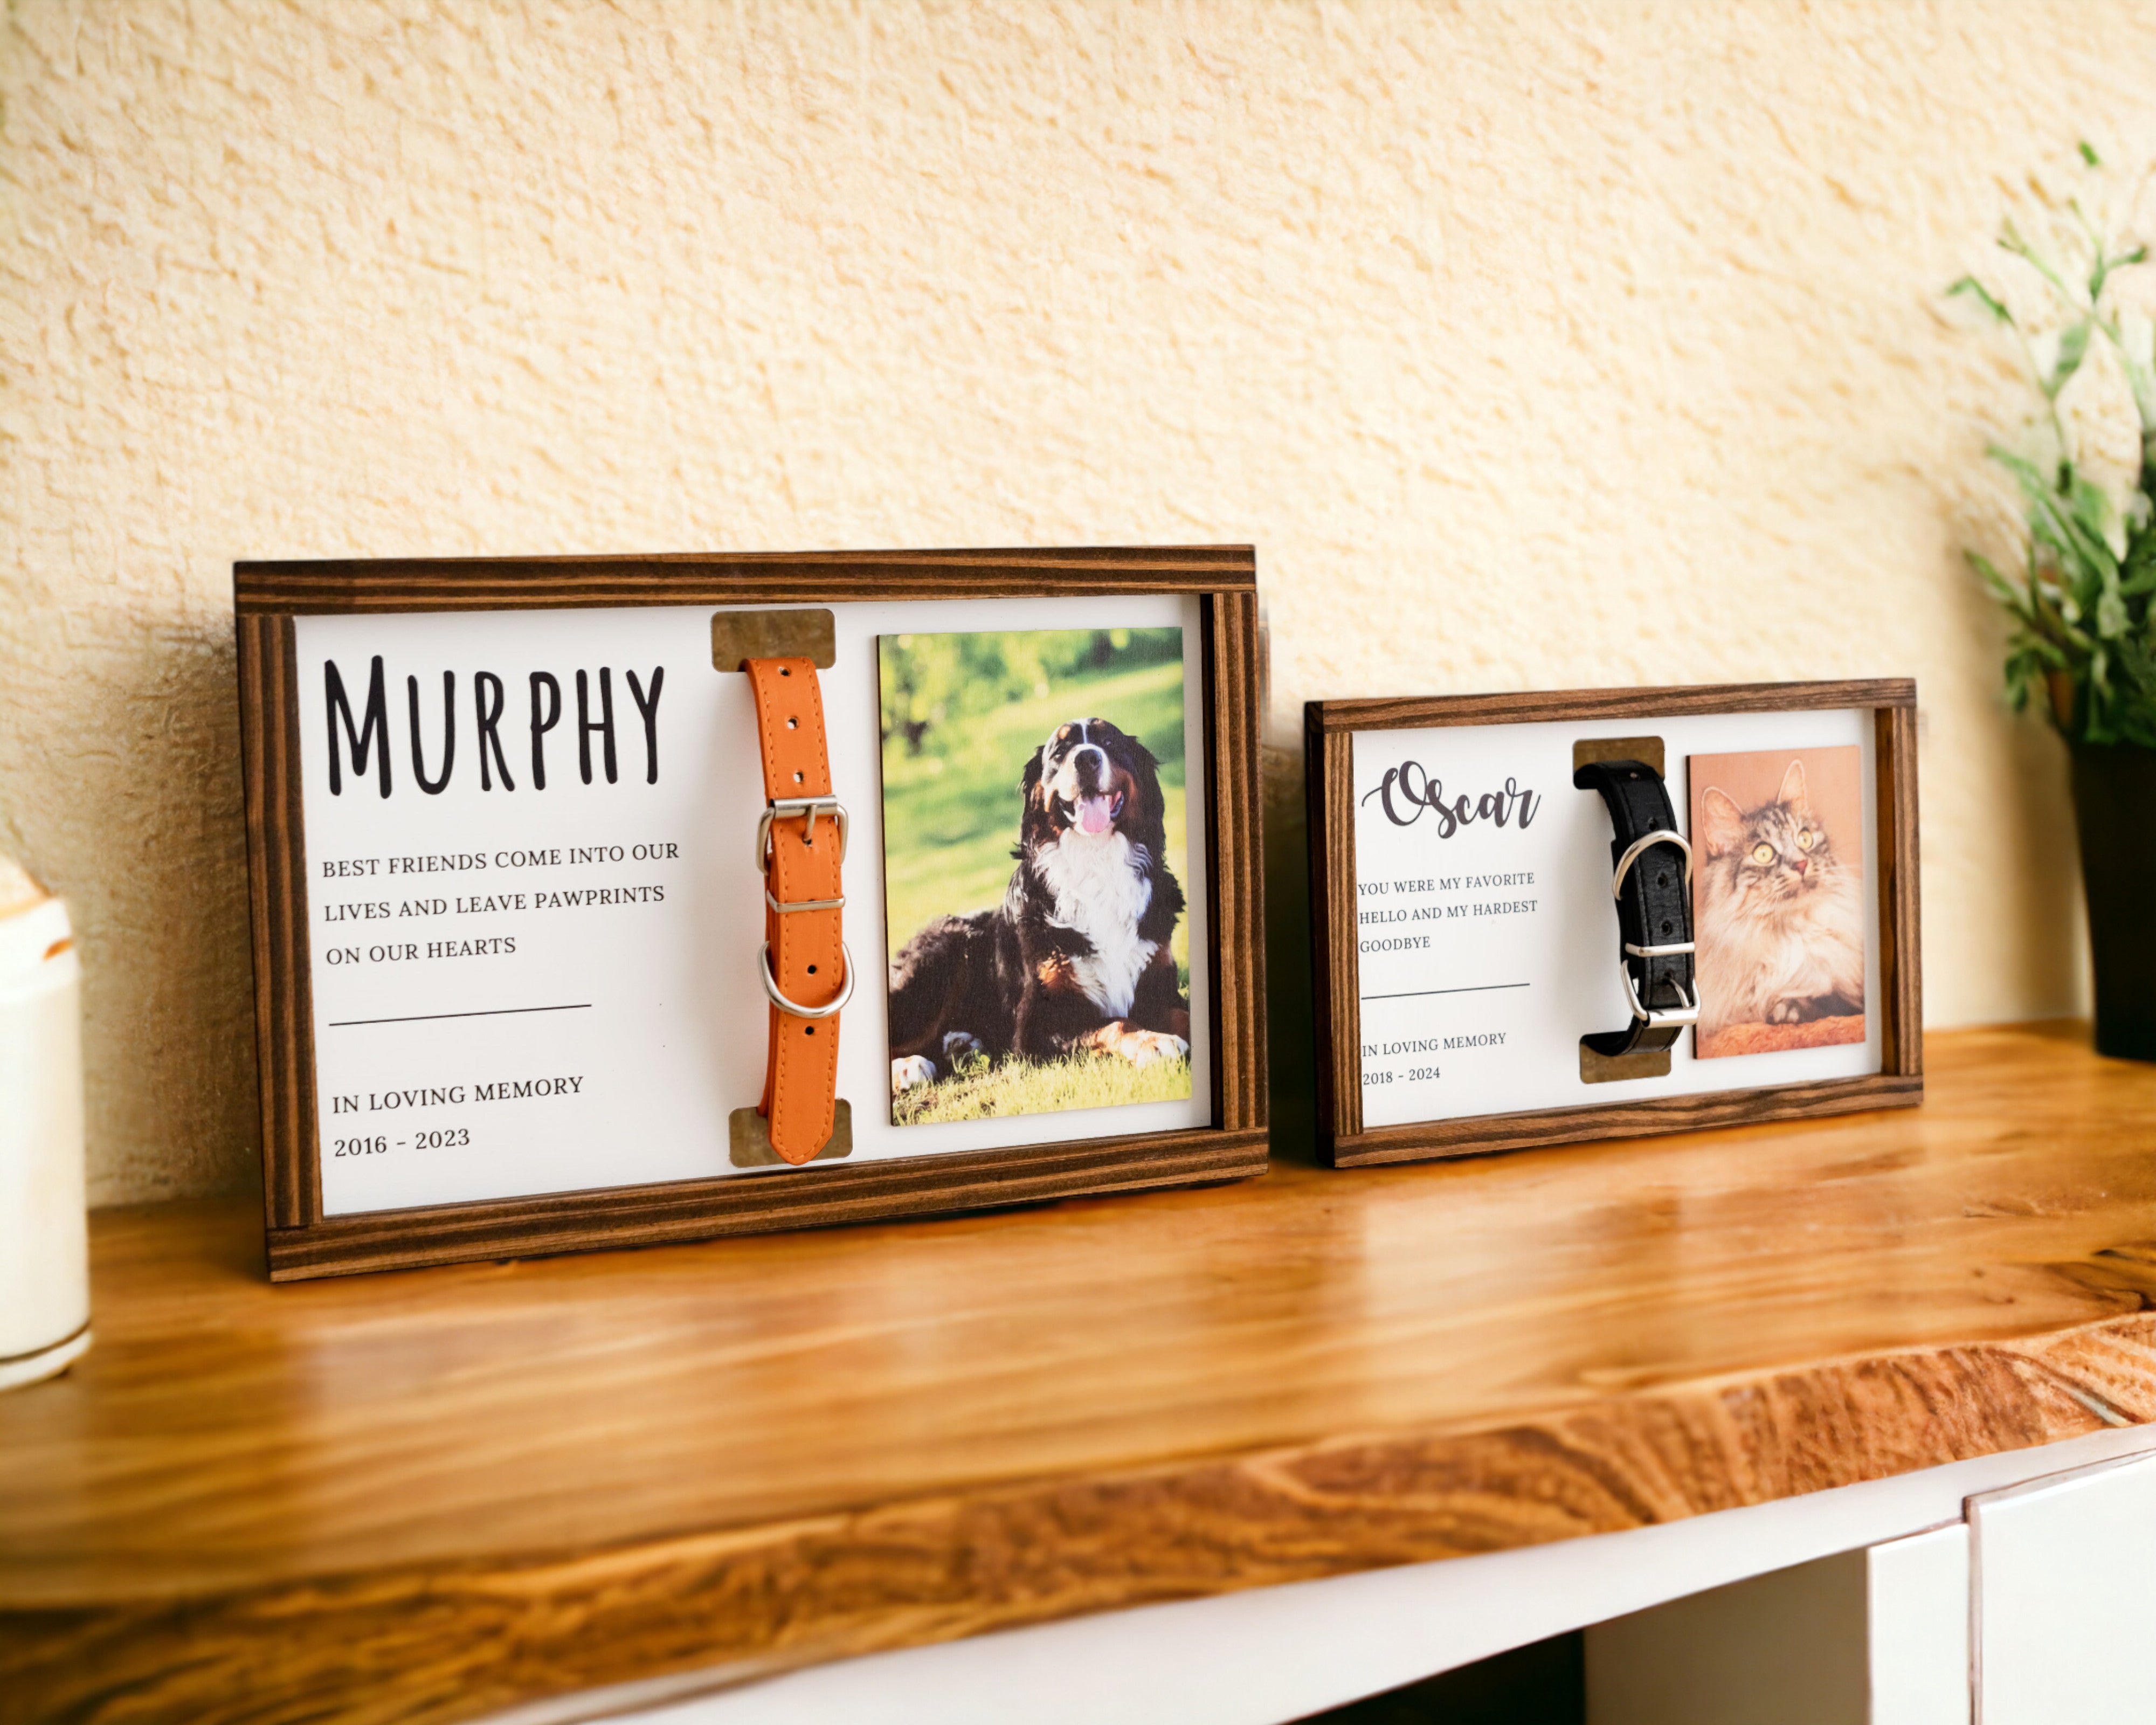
xmin=1351 ymin=707 xmax=1883 ymax=1128
xmin=293 ymin=595 xmax=1211 ymax=1216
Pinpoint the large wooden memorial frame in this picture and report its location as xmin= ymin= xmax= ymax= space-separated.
xmin=237 ymin=548 xmax=1267 ymax=1280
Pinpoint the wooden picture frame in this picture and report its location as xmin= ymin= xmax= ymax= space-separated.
xmin=1305 ymin=680 xmax=1920 ymax=1167
xmin=236 ymin=548 xmax=1266 ymax=1281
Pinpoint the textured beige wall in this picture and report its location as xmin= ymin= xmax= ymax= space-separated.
xmin=5 ymin=2 xmax=2150 ymax=1203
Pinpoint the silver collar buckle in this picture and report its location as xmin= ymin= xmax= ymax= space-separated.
xmin=756 ymin=796 xmax=851 ymax=871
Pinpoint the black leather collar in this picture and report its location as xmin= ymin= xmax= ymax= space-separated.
xmin=1573 ymin=758 xmax=1697 ymax=1058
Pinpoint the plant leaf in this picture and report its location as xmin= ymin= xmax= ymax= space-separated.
xmin=2092 ymin=244 xmax=2149 ymax=301
xmin=2000 ymin=223 xmax=2076 ymax=303
xmin=1967 ymin=549 xmax=2031 ymax=616
xmin=2052 ymin=321 xmax=2092 ymax=395
xmin=1948 ymin=275 xmax=2014 ymax=325
xmin=1957 ymin=165 xmax=2156 ymax=747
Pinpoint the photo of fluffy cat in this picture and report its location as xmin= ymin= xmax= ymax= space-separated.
xmin=1689 ymin=749 xmax=1867 ymax=1060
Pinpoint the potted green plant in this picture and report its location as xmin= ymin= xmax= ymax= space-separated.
xmin=1954 ymin=144 xmax=2156 ymax=1060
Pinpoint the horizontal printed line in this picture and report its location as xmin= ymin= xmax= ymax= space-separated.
xmin=328 ymin=1004 xmax=593 ymax=1028
xmin=1359 ymin=983 xmax=1532 ymax=1002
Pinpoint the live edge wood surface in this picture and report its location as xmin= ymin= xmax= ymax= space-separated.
xmin=9 ymin=1025 xmax=2156 ymax=1725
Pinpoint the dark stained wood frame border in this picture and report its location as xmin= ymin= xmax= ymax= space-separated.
xmin=1305 ymin=680 xmax=1922 ymax=1167
xmin=235 ymin=548 xmax=1267 ymax=1281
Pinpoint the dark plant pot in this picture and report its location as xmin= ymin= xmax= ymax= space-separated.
xmin=2070 ymin=742 xmax=2156 ymax=1061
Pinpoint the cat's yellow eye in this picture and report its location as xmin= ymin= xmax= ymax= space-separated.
xmin=1750 ymin=842 xmax=1775 ymax=865
xmin=1797 ymin=830 xmax=1815 ymax=851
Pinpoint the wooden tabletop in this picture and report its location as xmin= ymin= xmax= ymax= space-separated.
xmin=8 ymin=1023 xmax=2156 ymax=1725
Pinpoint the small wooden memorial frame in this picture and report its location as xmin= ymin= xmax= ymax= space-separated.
xmin=1305 ymin=680 xmax=1920 ymax=1167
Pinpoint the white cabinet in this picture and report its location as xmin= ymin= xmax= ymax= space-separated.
xmin=1585 ymin=1525 xmax=1968 ymax=1724
xmin=1586 ymin=1549 xmax=1871 ymax=1724
xmin=1587 ymin=1450 xmax=2156 ymax=1724
xmin=1867 ymin=1523 xmax=1970 ymax=1725
xmin=1970 ymin=1449 xmax=2156 ymax=1724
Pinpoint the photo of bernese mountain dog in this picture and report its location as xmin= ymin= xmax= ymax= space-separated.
xmin=888 ymin=715 xmax=1192 ymax=1101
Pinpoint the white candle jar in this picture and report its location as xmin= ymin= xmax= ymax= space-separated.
xmin=0 ymin=870 xmax=91 ymax=1392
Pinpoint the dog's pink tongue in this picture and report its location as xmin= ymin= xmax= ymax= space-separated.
xmin=1076 ymin=795 xmax=1115 ymax=836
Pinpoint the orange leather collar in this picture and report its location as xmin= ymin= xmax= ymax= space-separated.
xmin=745 ymin=657 xmax=848 ymax=1164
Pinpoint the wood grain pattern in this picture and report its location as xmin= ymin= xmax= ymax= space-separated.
xmin=1204 ymin=591 xmax=1268 ymax=1132
xmin=234 ymin=546 xmax=1257 ymax=614
xmin=1311 ymin=678 xmax=1917 ymax=734
xmin=3 ymin=1025 xmax=2153 ymax=1725
xmin=1328 ymin=1073 xmax=1924 ymax=1165
xmin=236 ymin=549 xmax=1267 ymax=1279
xmin=1877 ymin=702 xmax=1924 ymax=1078
xmin=1306 ymin=680 xmax=1922 ymax=1165
xmin=267 ymin=1128 xmax=1267 ymax=1281
xmin=1305 ymin=718 xmax=1360 ymax=1141
xmin=237 ymin=615 xmax=318 ymax=1229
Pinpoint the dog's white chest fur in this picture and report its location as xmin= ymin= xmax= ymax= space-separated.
xmin=1034 ymin=832 xmax=1156 ymax=1017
